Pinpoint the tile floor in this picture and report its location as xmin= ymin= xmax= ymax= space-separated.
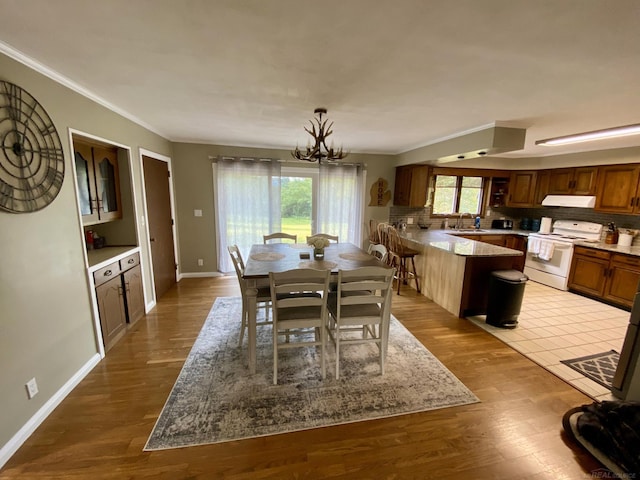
xmin=467 ymin=280 xmax=630 ymax=401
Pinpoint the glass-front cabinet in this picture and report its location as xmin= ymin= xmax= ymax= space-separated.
xmin=73 ymin=137 xmax=122 ymax=224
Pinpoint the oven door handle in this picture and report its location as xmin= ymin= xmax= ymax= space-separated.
xmin=527 ymin=242 xmax=573 ymax=253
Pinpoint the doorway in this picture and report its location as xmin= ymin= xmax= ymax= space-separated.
xmin=142 ymin=153 xmax=177 ymax=300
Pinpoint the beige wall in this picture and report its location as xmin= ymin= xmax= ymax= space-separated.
xmin=0 ymin=52 xmax=171 ymax=451
xmin=171 ymin=142 xmax=396 ymax=274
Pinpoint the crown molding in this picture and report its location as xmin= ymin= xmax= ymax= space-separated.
xmin=0 ymin=40 xmax=169 ymax=140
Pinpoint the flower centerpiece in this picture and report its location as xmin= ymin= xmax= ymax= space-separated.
xmin=308 ymin=236 xmax=330 ymax=259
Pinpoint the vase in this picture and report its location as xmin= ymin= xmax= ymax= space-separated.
xmin=313 ymin=247 xmax=324 ymax=260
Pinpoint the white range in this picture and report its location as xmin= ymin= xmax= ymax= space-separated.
xmin=524 ymin=220 xmax=603 ymax=291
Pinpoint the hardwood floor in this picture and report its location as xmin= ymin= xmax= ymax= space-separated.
xmin=1 ymin=276 xmax=602 ymax=479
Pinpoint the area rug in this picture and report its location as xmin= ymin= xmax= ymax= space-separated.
xmin=144 ymin=296 xmax=479 ymax=450
xmin=561 ymin=350 xmax=620 ymax=389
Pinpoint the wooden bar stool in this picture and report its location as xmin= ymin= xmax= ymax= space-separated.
xmin=385 ymin=225 xmax=421 ymax=295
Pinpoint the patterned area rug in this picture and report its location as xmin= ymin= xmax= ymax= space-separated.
xmin=561 ymin=350 xmax=620 ymax=389
xmin=145 ymin=296 xmax=479 ymax=450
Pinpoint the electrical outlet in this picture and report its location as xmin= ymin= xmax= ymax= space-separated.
xmin=26 ymin=378 xmax=38 ymax=399
xmin=407 ymin=217 xmax=414 ymax=224
xmin=194 ymin=209 xmax=203 ymax=217
xmin=197 ymin=259 xmax=204 ymax=266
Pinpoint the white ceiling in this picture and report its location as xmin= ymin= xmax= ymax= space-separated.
xmin=1 ymin=0 xmax=639 ymax=159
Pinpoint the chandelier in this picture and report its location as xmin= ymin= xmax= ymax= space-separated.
xmin=291 ymin=108 xmax=348 ymax=162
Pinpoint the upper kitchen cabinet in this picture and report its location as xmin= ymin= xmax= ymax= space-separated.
xmin=489 ymin=177 xmax=509 ymax=208
xmin=394 ymin=164 xmax=429 ymax=207
xmin=507 ymin=171 xmax=537 ymax=207
xmin=534 ymin=170 xmax=550 ymax=206
xmin=74 ymin=137 xmax=122 ymax=225
xmin=546 ymin=167 xmax=598 ymax=195
xmin=595 ymin=164 xmax=640 ymax=214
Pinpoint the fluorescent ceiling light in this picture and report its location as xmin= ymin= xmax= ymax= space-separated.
xmin=535 ymin=123 xmax=640 ymax=146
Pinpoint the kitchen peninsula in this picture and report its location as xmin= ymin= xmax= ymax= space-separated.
xmin=398 ymin=229 xmax=527 ymax=318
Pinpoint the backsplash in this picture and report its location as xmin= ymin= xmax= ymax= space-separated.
xmin=388 ymin=205 xmax=640 ymax=246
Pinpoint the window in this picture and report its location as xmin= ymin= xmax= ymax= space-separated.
xmin=432 ymin=175 xmax=485 ymax=215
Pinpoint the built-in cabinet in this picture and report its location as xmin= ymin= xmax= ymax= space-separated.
xmin=594 ymin=164 xmax=640 ymax=214
xmin=568 ymin=246 xmax=640 ymax=309
xmin=546 ymin=167 xmax=598 ymax=195
xmin=507 ymin=171 xmax=537 ymax=207
xmin=489 ymin=177 xmax=509 ymax=207
xmin=456 ymin=233 xmax=527 ymax=271
xmin=74 ymin=137 xmax=122 ymax=225
xmin=94 ymin=252 xmax=144 ymax=352
xmin=394 ymin=165 xmax=429 ymax=207
xmin=394 ymin=161 xmax=640 ymax=216
xmin=534 ymin=170 xmax=551 ymax=206
xmin=505 ymin=166 xmax=597 ymax=208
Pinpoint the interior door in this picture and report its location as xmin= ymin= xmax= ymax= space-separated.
xmin=143 ymin=155 xmax=176 ymax=299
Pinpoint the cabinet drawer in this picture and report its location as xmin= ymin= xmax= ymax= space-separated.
xmin=612 ymin=253 xmax=640 ymax=268
xmin=93 ymin=260 xmax=122 ymax=287
xmin=120 ymin=252 xmax=140 ymax=271
xmin=574 ymin=246 xmax=611 ymax=260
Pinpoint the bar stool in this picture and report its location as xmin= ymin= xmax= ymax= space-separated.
xmin=384 ymin=225 xmax=421 ymax=295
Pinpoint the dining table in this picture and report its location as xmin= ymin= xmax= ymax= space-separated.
xmin=242 ymin=242 xmax=388 ymax=374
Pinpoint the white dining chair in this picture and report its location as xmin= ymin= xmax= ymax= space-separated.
xmin=327 ymin=266 xmax=395 ymax=379
xmin=269 ymin=268 xmax=330 ymax=384
xmin=228 ymin=245 xmax=272 ymax=346
xmin=263 ymin=232 xmax=297 ymax=244
xmin=307 ymin=233 xmax=339 ymax=243
xmin=368 ymin=243 xmax=388 ymax=263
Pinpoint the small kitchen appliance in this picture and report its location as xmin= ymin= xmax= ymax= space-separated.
xmin=491 ymin=219 xmax=513 ymax=230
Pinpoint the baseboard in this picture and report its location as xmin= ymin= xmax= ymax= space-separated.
xmin=180 ymin=271 xmax=224 ymax=278
xmin=0 ymin=353 xmax=101 ymax=469
xmin=145 ymin=299 xmax=156 ymax=313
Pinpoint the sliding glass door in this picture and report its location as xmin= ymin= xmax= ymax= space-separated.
xmin=214 ymin=160 xmax=364 ymax=272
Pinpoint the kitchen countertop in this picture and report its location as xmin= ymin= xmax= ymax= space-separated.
xmin=87 ymin=245 xmax=139 ymax=270
xmin=399 ymin=227 xmax=640 ymax=258
xmin=574 ymin=241 xmax=640 ymax=257
xmin=399 ymin=228 xmax=528 ymax=257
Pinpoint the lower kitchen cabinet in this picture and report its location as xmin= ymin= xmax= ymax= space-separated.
xmin=606 ymin=254 xmax=640 ymax=308
xmin=504 ymin=235 xmax=527 ymax=271
xmin=123 ymin=263 xmax=144 ymax=325
xmin=458 ymin=233 xmax=527 ymax=271
xmin=568 ymin=246 xmax=640 ymax=309
xmin=95 ymin=274 xmax=127 ymax=352
xmin=93 ymin=252 xmax=144 ymax=352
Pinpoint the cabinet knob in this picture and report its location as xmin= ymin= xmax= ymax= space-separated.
xmin=150 ymin=238 xmax=156 ymax=242
xmin=104 ymin=270 xmax=112 ymax=277
xmin=128 ymin=259 xmax=134 ymax=264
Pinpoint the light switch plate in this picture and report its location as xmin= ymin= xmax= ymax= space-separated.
xmin=194 ymin=209 xmax=202 ymax=217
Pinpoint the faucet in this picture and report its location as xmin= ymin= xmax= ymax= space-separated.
xmin=455 ymin=213 xmax=468 ymax=229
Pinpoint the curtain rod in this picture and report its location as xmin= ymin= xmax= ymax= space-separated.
xmin=210 ymin=155 xmax=365 ymax=168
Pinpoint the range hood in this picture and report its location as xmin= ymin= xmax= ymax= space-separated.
xmin=541 ymin=195 xmax=596 ymax=208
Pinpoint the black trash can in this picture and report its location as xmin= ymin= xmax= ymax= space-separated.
xmin=486 ymin=270 xmax=528 ymax=328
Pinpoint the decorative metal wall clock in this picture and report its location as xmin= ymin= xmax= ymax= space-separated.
xmin=0 ymin=80 xmax=64 ymax=213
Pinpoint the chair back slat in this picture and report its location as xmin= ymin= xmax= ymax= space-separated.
xmin=307 ymin=233 xmax=339 ymax=243
xmin=264 ymin=232 xmax=297 ymax=243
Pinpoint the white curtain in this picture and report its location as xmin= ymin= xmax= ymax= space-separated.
xmin=214 ymin=158 xmax=281 ymax=272
xmin=317 ymin=163 xmax=364 ymax=246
